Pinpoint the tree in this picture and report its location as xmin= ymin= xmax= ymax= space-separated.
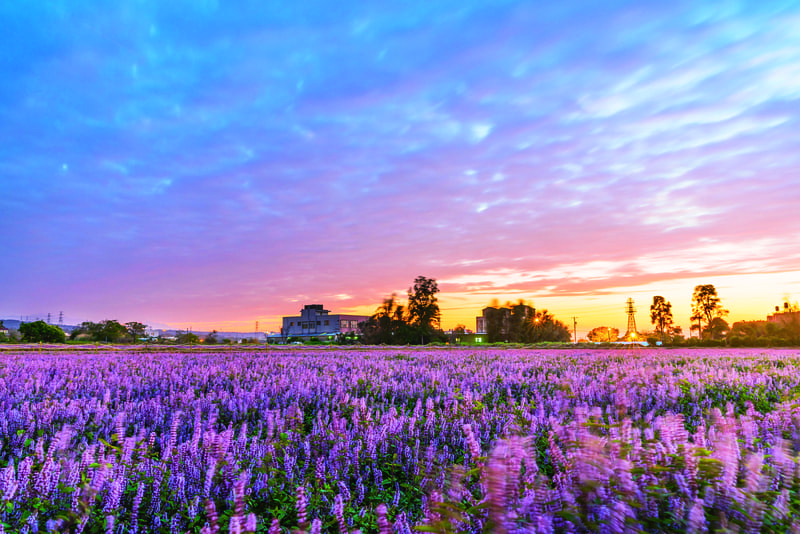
xmin=361 ymin=293 xmax=408 ymax=344
xmin=708 ymin=317 xmax=730 ymax=340
xmin=70 ymin=320 xmax=129 ymax=342
xmin=175 ymin=330 xmax=200 ymax=344
xmin=203 ymin=330 xmax=219 ymax=344
xmin=452 ymin=324 xmax=466 ymax=334
xmin=406 ymin=276 xmax=442 ymax=344
xmin=650 ymin=296 xmax=674 ymax=342
xmin=19 ymin=320 xmax=66 ymax=343
xmin=691 ymin=284 xmax=729 ymax=338
xmin=509 ymin=300 xmax=535 ymax=342
xmin=524 ymin=309 xmax=571 ymax=343
xmin=587 ymin=326 xmax=619 ymax=342
xmin=125 ymin=321 xmax=148 ymax=341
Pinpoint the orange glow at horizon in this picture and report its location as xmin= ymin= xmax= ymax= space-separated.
xmin=168 ymin=270 xmax=800 ymax=338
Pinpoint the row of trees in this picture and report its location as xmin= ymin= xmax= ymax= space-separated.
xmin=361 ymin=278 xmax=573 ymax=345
xmin=587 ymin=284 xmax=799 ymax=346
xmin=588 ymin=285 xmax=728 ymax=343
xmin=0 ymin=319 xmax=151 ymax=344
xmin=69 ymin=320 xmax=148 ymax=343
xmin=360 ymin=276 xmax=449 ymax=345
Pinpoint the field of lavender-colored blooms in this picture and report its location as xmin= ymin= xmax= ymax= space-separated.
xmin=2 ymin=347 xmax=800 ymax=534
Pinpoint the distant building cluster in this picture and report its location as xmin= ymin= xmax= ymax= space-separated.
xmin=278 ymin=304 xmax=369 ymax=341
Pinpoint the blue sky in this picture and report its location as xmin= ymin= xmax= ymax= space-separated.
xmin=2 ymin=0 xmax=800 ymax=332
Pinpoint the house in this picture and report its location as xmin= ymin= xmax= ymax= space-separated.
xmin=280 ymin=304 xmax=369 ymax=341
xmin=0 ymin=323 xmax=8 ymax=336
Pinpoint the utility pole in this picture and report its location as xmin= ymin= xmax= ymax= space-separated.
xmin=572 ymin=316 xmax=578 ymax=343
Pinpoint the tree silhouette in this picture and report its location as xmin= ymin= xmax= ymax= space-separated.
xmin=650 ymin=296 xmax=674 ymax=342
xmin=587 ymin=326 xmax=619 ymax=342
xmin=691 ymin=284 xmax=729 ymax=338
xmin=407 ymin=276 xmax=441 ymax=344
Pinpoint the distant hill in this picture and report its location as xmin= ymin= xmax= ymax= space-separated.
xmin=1 ymin=318 xmax=266 ymax=339
xmin=0 ymin=318 xmax=78 ymax=332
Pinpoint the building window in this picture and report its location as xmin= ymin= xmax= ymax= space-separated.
xmin=324 ymin=320 xmax=329 ymax=326
xmin=290 ymin=322 xmax=294 ymax=326
xmin=316 ymin=321 xmax=321 ymax=326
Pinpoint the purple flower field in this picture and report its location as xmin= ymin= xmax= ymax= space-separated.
xmin=2 ymin=347 xmax=800 ymax=533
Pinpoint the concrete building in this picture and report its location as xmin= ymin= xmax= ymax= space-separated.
xmin=768 ymin=302 xmax=800 ymax=326
xmin=476 ymin=316 xmax=486 ymax=334
xmin=281 ymin=304 xmax=369 ymax=340
xmin=476 ymin=304 xmax=534 ymax=339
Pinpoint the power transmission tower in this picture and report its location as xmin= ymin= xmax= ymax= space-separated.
xmin=624 ymin=298 xmax=637 ymax=340
xmin=59 ymin=311 xmax=64 ymax=325
xmin=47 ymin=312 xmax=51 ymax=324
xmin=572 ymin=316 xmax=578 ymax=343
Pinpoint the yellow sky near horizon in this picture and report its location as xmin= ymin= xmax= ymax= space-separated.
xmin=172 ymin=270 xmax=800 ymax=338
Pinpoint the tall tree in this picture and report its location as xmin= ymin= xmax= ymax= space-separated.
xmin=650 ymin=296 xmax=674 ymax=342
xmin=406 ymin=276 xmax=441 ymax=344
xmin=691 ymin=284 xmax=729 ymax=338
xmin=361 ymin=293 xmax=408 ymax=344
xmin=509 ymin=300 xmax=534 ymax=342
xmin=125 ymin=321 xmax=148 ymax=341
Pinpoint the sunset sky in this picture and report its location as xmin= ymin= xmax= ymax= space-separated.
xmin=2 ymin=1 xmax=800 ymax=336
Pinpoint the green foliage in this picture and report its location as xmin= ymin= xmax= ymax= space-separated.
xmin=175 ymin=330 xmax=200 ymax=344
xmin=70 ymin=320 xmax=130 ymax=342
xmin=125 ymin=321 xmax=148 ymax=340
xmin=362 ymin=277 xmax=447 ymax=345
xmin=406 ymin=276 xmax=442 ymax=344
xmin=203 ymin=330 xmax=220 ymax=344
xmin=19 ymin=320 xmax=66 ymax=343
